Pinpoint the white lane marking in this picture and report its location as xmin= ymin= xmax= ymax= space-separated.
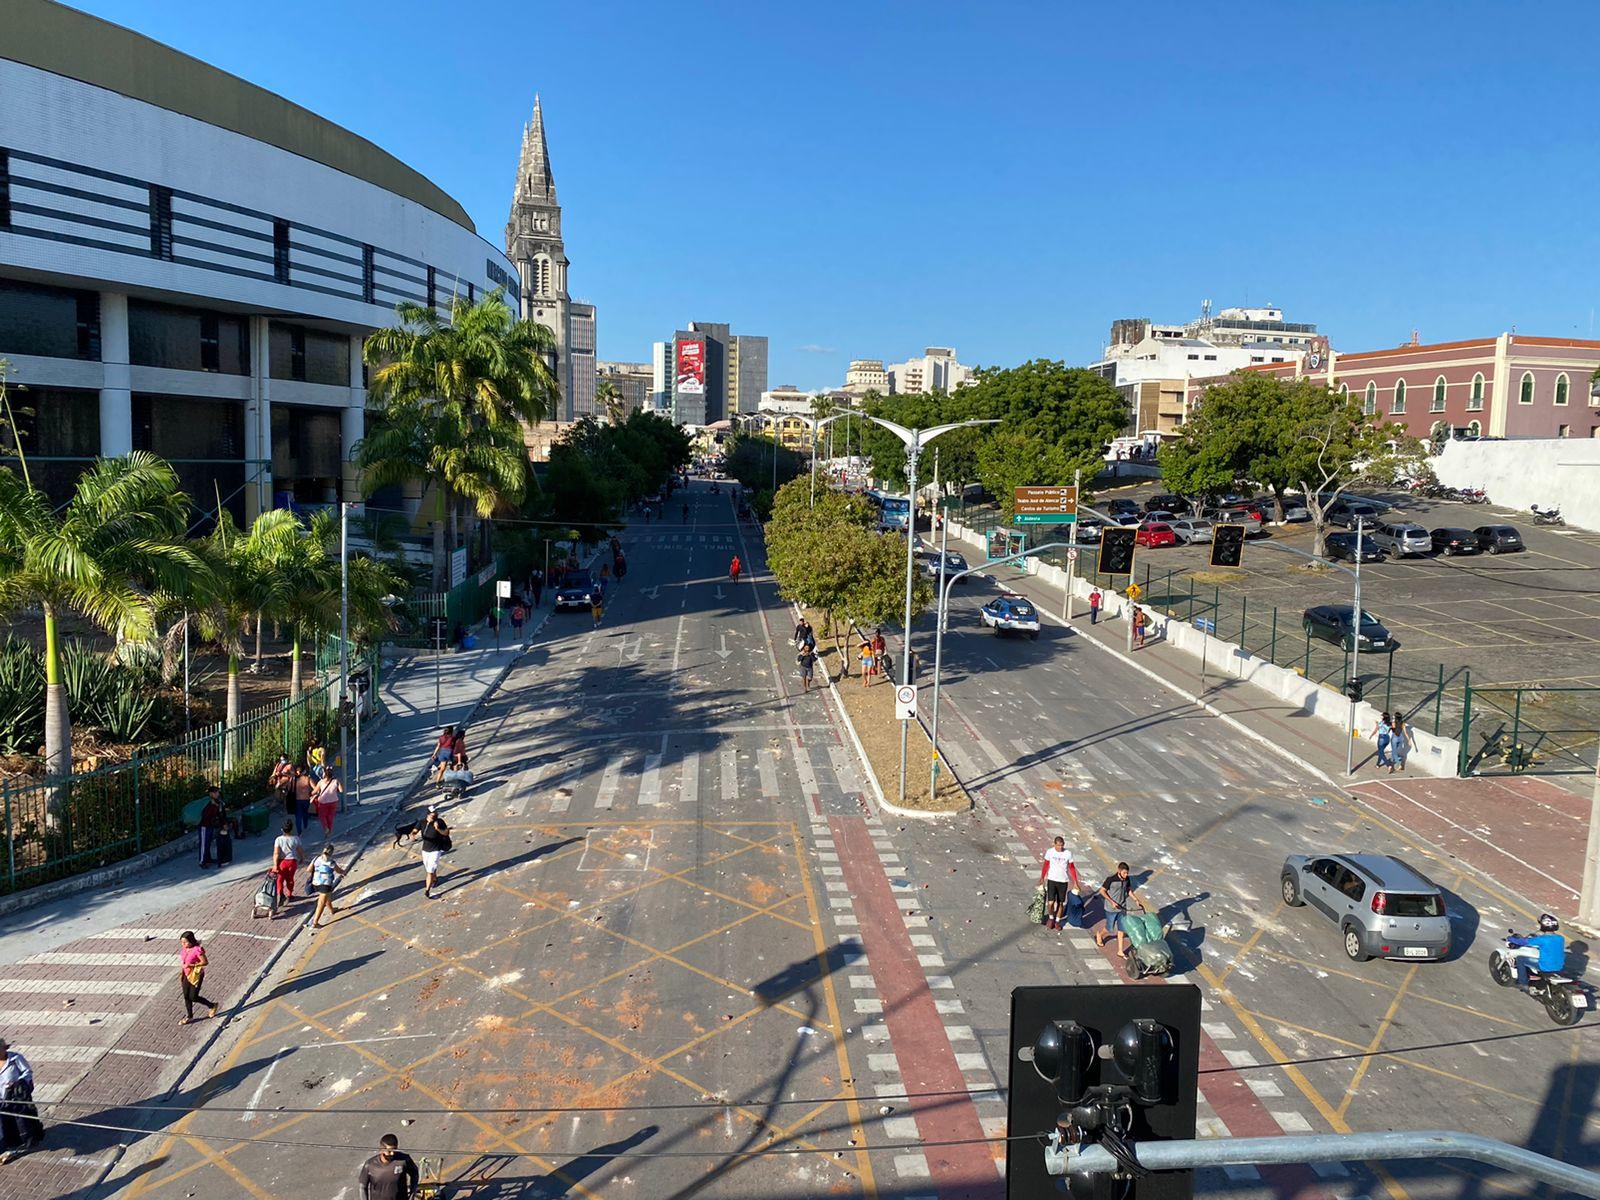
xmin=639 ymin=750 xmax=664 ymax=807
xmin=671 ymin=613 xmax=686 ymax=672
xmin=0 ymin=978 xmax=163 ymax=997
xmin=680 ymin=751 xmax=699 ymax=808
xmin=105 ymin=1048 xmax=174 ymax=1060
xmin=512 ymin=762 xmax=552 ymax=816
xmin=595 ymin=758 xmax=623 ymax=810
xmin=0 ymin=1009 xmax=136 ymax=1027
xmin=91 ymin=928 xmax=217 ymax=941
xmin=721 ymin=747 xmax=738 ymax=801
xmin=828 ymin=744 xmax=863 ymax=794
xmin=793 ymin=737 xmax=820 ymax=801
xmin=244 ymin=1049 xmax=287 ymax=1121
xmin=1273 ymin=1111 xmax=1314 ymax=1133
xmin=757 ymin=748 xmax=779 ymax=798
xmin=15 ymin=1045 xmax=105 ymax=1062
xmin=21 ymin=952 xmax=171 ymax=968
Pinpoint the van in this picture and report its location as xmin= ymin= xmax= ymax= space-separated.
xmin=1371 ymin=521 xmax=1431 ymax=557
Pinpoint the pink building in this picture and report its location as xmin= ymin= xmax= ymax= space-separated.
xmin=1186 ymin=333 xmax=1600 ymax=440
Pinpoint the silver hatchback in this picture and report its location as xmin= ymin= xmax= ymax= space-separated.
xmin=1372 ymin=521 xmax=1432 ymax=557
xmin=1281 ymin=853 xmax=1451 ymax=962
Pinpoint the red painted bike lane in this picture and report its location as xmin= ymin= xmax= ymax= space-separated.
xmin=832 ymin=814 xmax=1003 ymax=1200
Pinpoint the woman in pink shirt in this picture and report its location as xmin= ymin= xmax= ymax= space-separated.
xmin=177 ymin=932 xmax=218 ymax=1025
xmin=313 ymin=772 xmax=341 ymax=835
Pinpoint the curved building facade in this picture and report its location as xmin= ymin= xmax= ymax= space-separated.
xmin=0 ymin=0 xmax=518 ymax=520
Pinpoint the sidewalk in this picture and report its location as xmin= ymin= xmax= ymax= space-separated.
xmin=0 ymin=618 xmax=533 ymax=1200
xmin=985 ymin=564 xmax=1589 ymax=923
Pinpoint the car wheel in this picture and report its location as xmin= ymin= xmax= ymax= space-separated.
xmin=1281 ymin=874 xmax=1303 ymax=907
xmin=1488 ymin=544 xmax=1499 ymax=555
xmin=1343 ymin=925 xmax=1370 ymax=963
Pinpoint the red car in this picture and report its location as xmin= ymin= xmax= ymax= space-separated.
xmin=1135 ymin=521 xmax=1178 ymax=548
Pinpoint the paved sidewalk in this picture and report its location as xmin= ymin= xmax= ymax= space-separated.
xmin=975 ymin=565 xmax=1591 ymax=923
xmin=0 ymin=615 xmax=536 ymax=1200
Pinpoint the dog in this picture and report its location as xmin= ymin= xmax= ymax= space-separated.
xmin=392 ymin=820 xmax=424 ymax=849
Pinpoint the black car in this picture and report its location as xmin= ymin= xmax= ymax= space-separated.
xmin=1324 ymin=532 xmax=1385 ymax=563
xmin=1475 ymin=524 xmax=1524 ymax=554
xmin=1302 ymin=605 xmax=1398 ymax=652
xmin=1326 ymin=501 xmax=1383 ymax=530
xmin=1143 ymin=493 xmax=1188 ymax=515
xmin=553 ymin=570 xmax=597 ymax=610
xmin=1430 ymin=527 xmax=1479 ymax=556
xmin=1105 ymin=498 xmax=1141 ymax=517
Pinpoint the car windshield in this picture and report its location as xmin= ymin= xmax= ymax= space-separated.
xmin=1385 ymin=893 xmax=1443 ymax=918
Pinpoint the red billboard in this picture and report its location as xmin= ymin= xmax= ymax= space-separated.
xmin=676 ymin=339 xmax=706 ymax=395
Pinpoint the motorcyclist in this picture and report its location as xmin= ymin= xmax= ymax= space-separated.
xmin=1506 ymin=913 xmax=1566 ymax=990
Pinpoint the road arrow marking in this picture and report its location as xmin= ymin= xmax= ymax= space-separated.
xmin=716 ymin=634 xmax=733 ymax=661
xmin=714 ymin=585 xmax=726 ymax=601
xmin=641 ymin=586 xmax=660 ymax=600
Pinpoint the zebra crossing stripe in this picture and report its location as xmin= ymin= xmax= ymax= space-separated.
xmin=639 ymin=753 xmax=663 ymax=806
xmin=680 ymin=751 xmax=699 ymax=808
xmin=720 ymin=748 xmax=738 ymax=800
xmin=596 ymin=758 xmax=623 ymax=809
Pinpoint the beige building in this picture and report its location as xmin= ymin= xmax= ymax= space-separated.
xmin=887 ymin=347 xmax=974 ymax=394
xmin=843 ymin=359 xmax=888 ymax=397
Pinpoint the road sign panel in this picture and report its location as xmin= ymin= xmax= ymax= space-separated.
xmin=894 ymin=684 xmax=918 ymax=720
xmin=1013 ymin=486 xmax=1079 ymax=525
xmin=1126 ymin=582 xmax=1143 ymax=601
xmin=496 ymin=579 xmax=511 ymax=599
xmin=1066 ymin=549 xmax=1079 ymax=563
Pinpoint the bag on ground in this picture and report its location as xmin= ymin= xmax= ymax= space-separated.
xmin=1026 ymin=887 xmax=1046 ymax=925
xmin=1065 ymin=890 xmax=1085 ymax=928
xmin=1123 ymin=912 xmax=1174 ymax=976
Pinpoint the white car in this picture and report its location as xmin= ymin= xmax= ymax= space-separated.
xmin=1170 ymin=518 xmax=1214 ymax=544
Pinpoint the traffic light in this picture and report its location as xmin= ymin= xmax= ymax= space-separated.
xmin=1098 ymin=527 xmax=1135 ymax=576
xmin=1209 ymin=523 xmax=1245 ymax=568
xmin=1346 ymin=678 xmax=1364 ymax=703
xmin=1010 ymin=985 xmax=1200 ymax=1199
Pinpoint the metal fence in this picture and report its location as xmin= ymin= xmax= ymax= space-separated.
xmin=1 ymin=647 xmax=379 ymax=896
xmin=390 ymin=561 xmax=505 ymax=648
xmin=1459 ymin=685 xmax=1600 ymax=778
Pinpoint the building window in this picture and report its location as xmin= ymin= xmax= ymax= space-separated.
xmin=1432 ymin=376 xmax=1447 ymax=412
xmin=0 ymin=149 xmax=10 ymax=230
xmin=1555 ymin=373 xmax=1569 ymax=406
xmin=1204 ymin=354 xmax=1217 ymax=361
xmin=1558 ymin=424 xmax=1571 ymax=438
xmin=361 ymin=245 xmax=375 ymax=304
xmin=1364 ymin=382 xmax=1377 ymax=415
xmin=1469 ymin=373 xmax=1484 ymax=410
xmin=1339 ymin=382 xmax=1350 ymax=398
xmin=1519 ymin=371 xmax=1534 ymax=404
xmin=200 ymin=314 xmax=220 ymax=372
xmin=426 ymin=265 xmax=437 ymax=310
xmin=150 ymin=186 xmax=174 ymax=260
xmin=272 ymin=220 xmax=290 ymax=283
xmin=130 ymin=301 xmax=249 ymax=375
xmin=1466 ymin=419 xmax=1482 ymax=437
xmin=1186 ymin=353 xmax=1198 ymax=361
xmin=1392 ymin=379 xmax=1407 ymax=414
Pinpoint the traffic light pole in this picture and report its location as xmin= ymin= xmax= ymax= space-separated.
xmin=1347 ymin=516 xmax=1364 ymax=776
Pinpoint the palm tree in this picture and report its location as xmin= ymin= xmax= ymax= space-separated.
xmin=277 ymin=510 xmax=401 ymax=697
xmin=596 ymin=380 xmax=627 ymax=425
xmin=360 ymin=292 xmax=557 ymax=589
xmin=0 ymin=452 xmax=199 ymax=786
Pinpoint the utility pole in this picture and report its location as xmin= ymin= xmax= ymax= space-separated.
xmin=1347 ymin=516 xmax=1365 ymax=776
xmin=339 ymin=501 xmax=351 ymax=813
xmin=1061 ymin=467 xmax=1080 ymax=621
xmin=1580 ymin=762 xmax=1600 ymax=930
xmin=929 ymin=514 xmax=950 ymax=801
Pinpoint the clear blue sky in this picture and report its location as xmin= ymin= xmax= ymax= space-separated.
xmin=71 ymin=0 xmax=1600 ymax=389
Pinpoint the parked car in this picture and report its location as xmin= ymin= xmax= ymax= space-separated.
xmin=553 ymin=570 xmax=597 ymax=611
xmin=1302 ymin=604 xmax=1398 ymax=652
xmin=1169 ymin=518 xmax=1214 ymax=544
xmin=1327 ymin=501 xmax=1384 ymax=530
xmin=1204 ymin=506 xmax=1263 ymax=536
xmin=1105 ymin=498 xmax=1141 ymax=517
xmin=980 ymin=594 xmax=1040 ymax=638
xmin=1074 ymin=518 xmax=1104 ymax=544
xmin=1108 ymin=512 xmax=1143 ymax=527
xmin=1429 ymin=527 xmax=1479 ymax=556
xmin=1475 ymin=524 xmax=1525 ymax=554
xmin=919 ymin=551 xmax=969 ymax=581
xmin=1143 ymin=493 xmax=1188 ymax=515
xmin=1280 ymin=853 xmax=1451 ymax=962
xmin=1277 ymin=496 xmax=1311 ymax=522
xmin=1323 ymin=532 xmax=1385 ymax=564
xmin=1371 ymin=521 xmax=1432 ymax=558
xmin=1143 ymin=510 xmax=1178 ymax=523
xmin=1135 ymin=521 xmax=1178 ymax=548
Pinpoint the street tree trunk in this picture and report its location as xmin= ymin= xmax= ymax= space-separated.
xmin=225 ymin=652 xmax=242 ymax=773
xmin=1270 ymin=486 xmax=1287 ymax=525
xmin=42 ymin=604 xmax=71 ymax=827
xmin=289 ymin=630 xmax=303 ymax=698
xmin=251 ymin=611 xmax=263 ymax=673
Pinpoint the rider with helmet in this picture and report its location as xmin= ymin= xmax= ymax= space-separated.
xmin=1506 ymin=913 xmax=1566 ymax=990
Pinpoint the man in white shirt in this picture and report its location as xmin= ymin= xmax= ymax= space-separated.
xmin=1038 ymin=836 xmax=1082 ymax=932
xmin=0 ymin=1038 xmax=44 ymax=1161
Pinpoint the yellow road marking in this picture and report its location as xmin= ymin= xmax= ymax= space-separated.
xmin=1336 ymin=963 xmax=1420 ymax=1119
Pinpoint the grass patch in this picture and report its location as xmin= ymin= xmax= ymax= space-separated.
xmin=1187 ymin=569 xmax=1246 ymax=585
xmin=805 ymin=609 xmax=969 ymax=813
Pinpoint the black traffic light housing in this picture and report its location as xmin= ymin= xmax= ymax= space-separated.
xmin=1209 ymin=523 xmax=1245 ymax=568
xmin=1010 ymin=985 xmax=1200 ymax=1200
xmin=1347 ymin=678 xmax=1364 ymax=703
xmin=1098 ymin=527 xmax=1135 ymax=576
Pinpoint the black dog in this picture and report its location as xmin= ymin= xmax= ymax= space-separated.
xmin=392 ymin=820 xmax=423 ymax=849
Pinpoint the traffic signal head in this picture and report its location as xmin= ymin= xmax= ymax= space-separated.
xmin=1033 ymin=1020 xmax=1095 ymax=1106
xmin=1209 ymin=523 xmax=1245 ymax=568
xmin=1098 ymin=527 xmax=1135 ymax=576
xmin=1112 ymin=1019 xmax=1174 ymax=1105
xmin=1347 ymin=679 xmax=1364 ymax=703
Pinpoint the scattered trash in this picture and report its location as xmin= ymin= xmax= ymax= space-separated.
xmin=796 ymin=1026 xmax=817 ymax=1037
xmin=879 ymin=1104 xmax=894 ymax=1116
xmin=1309 ymin=796 xmax=1329 ymax=806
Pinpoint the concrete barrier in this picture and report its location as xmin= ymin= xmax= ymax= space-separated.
xmin=943 ymin=518 xmax=1461 ymax=778
xmin=1434 ymin=438 xmax=1600 ymax=532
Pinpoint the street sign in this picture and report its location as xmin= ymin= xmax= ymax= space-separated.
xmin=1066 ymin=548 xmax=1079 ymax=564
xmin=496 ymin=579 xmax=511 ymax=599
xmin=1013 ymin=485 xmax=1079 ymax=526
xmin=894 ymin=684 xmax=918 ymax=721
xmin=1126 ymin=582 xmax=1143 ymax=601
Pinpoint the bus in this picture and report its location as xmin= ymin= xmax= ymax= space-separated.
xmin=865 ymin=489 xmax=911 ymax=531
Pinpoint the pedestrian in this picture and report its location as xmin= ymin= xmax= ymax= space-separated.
xmin=794 ymin=617 xmax=815 ymax=650
xmin=449 ymin=726 xmax=468 ymax=773
xmin=1088 ymin=588 xmax=1102 ymax=625
xmin=1038 ymin=835 xmax=1082 ymax=931
xmin=0 ymin=1039 xmax=43 ymax=1163
xmin=213 ymin=797 xmax=234 ymax=867
xmin=510 ymin=603 xmax=526 ymax=640
xmin=176 ymin=931 xmax=219 ymax=1025
xmin=871 ymin=630 xmax=887 ymax=679
xmin=1132 ymin=607 xmax=1147 ymax=650
xmin=419 ymin=807 xmax=452 ymax=900
xmin=292 ymin=765 xmax=314 ymax=835
xmin=487 ymin=607 xmax=500 ymax=637
xmin=313 ymin=771 xmax=341 ymax=836
xmin=858 ymin=637 xmax=875 ymax=687
xmin=358 ymin=1133 xmax=419 ymax=1200
xmin=431 ymin=726 xmax=455 ymax=785
xmin=197 ymin=785 xmax=222 ymax=869
xmin=307 ymin=844 xmax=347 ymax=928
xmin=270 ymin=754 xmax=294 ymax=817
xmin=798 ymin=642 xmax=818 ymax=692
xmin=591 ymin=593 xmax=604 ymax=629
xmin=614 ymin=554 xmax=627 ymax=580
xmin=1094 ymin=862 xmax=1146 ymax=955
xmin=306 ymin=736 xmax=326 ymax=783
xmin=1390 ymin=711 xmax=1409 ymax=772
xmin=1371 ymin=712 xmax=1394 ymax=771
xmin=531 ymin=569 xmax=544 ymax=607
xmin=729 ymin=554 xmax=742 ymax=583
xmin=272 ymin=820 xmax=302 ymax=908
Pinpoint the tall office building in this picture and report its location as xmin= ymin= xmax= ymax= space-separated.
xmin=666 ymin=321 xmax=765 ymax=426
xmin=729 ymin=335 xmax=768 ymax=416
xmin=569 ymin=300 xmax=596 ymax=418
xmin=596 ymin=360 xmax=653 ymax=417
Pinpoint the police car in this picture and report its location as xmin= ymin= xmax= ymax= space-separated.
xmin=979 ymin=593 xmax=1040 ymax=639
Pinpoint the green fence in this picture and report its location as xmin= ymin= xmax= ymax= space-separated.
xmin=0 ymin=648 xmax=380 ymax=896
xmin=391 ymin=559 xmax=506 ymax=647
xmin=1459 ymin=685 xmax=1600 ymax=778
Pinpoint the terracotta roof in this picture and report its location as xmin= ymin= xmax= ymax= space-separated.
xmin=1333 ymin=337 xmax=1496 ymax=363
xmin=1510 ymin=336 xmax=1600 ymax=349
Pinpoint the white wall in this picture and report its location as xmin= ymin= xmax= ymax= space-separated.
xmin=1433 ymin=438 xmax=1600 ymax=532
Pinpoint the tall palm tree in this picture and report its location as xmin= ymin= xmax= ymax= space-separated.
xmin=596 ymin=380 xmax=626 ymax=425
xmin=0 ymin=453 xmax=199 ymax=785
xmin=360 ymin=291 xmax=557 ymax=589
xmin=277 ymin=509 xmax=401 ymax=697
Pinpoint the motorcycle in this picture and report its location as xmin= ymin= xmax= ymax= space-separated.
xmin=1489 ymin=931 xmax=1587 ymax=1025
xmin=1531 ymin=505 xmax=1564 ymax=526
xmin=1459 ymin=488 xmax=1488 ymax=504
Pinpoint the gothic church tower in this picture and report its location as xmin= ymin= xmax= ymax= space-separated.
xmin=505 ymin=96 xmax=572 ymax=419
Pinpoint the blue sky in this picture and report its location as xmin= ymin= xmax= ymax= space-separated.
xmin=71 ymin=0 xmax=1600 ymax=389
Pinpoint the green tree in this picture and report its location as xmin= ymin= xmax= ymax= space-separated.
xmin=596 ymin=380 xmax=626 ymax=425
xmin=275 ymin=510 xmax=401 ymax=697
xmin=360 ymin=292 xmax=556 ymax=589
xmin=724 ymin=433 xmax=804 ymax=495
xmin=0 ymin=451 xmax=199 ymax=785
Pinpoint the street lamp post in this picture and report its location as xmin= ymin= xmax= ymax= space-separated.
xmin=339 ymin=501 xmax=351 ymax=813
xmin=1347 ymin=516 xmax=1366 ymax=777
xmin=861 ymin=415 xmax=999 ymax=803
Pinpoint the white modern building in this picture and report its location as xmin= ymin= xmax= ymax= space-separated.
xmin=887 ymin=347 xmax=974 ymax=395
xmin=0 ymin=0 xmax=520 ymax=524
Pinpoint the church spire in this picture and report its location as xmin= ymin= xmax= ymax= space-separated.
xmin=513 ymin=94 xmax=557 ymax=206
